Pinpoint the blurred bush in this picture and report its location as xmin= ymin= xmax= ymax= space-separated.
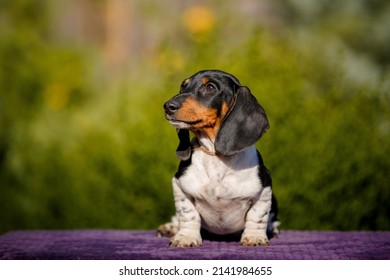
xmin=0 ymin=0 xmax=389 ymax=233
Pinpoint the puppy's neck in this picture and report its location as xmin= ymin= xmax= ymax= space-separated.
xmin=193 ymin=132 xmax=216 ymax=156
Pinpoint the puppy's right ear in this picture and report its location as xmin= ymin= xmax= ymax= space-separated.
xmin=215 ymin=86 xmax=269 ymax=156
xmin=176 ymin=129 xmax=191 ymax=161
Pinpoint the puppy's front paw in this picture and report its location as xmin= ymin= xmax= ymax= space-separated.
xmin=156 ymin=223 xmax=178 ymax=238
xmin=240 ymin=234 xmax=270 ymax=246
xmin=169 ymin=232 xmax=202 ymax=247
xmin=157 ymin=216 xmax=179 ymax=237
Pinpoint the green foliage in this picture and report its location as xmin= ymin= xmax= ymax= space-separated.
xmin=0 ymin=0 xmax=389 ymax=233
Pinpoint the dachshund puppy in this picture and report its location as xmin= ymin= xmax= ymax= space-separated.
xmin=158 ymin=70 xmax=280 ymax=247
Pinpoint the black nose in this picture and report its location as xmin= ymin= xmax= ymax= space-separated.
xmin=164 ymin=100 xmax=181 ymax=115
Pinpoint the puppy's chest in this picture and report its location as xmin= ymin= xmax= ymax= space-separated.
xmin=179 ymin=150 xmax=262 ymax=202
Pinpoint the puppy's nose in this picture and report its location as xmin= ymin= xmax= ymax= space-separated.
xmin=164 ymin=100 xmax=181 ymax=115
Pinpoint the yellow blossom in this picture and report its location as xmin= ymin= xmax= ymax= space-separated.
xmin=182 ymin=5 xmax=215 ymax=35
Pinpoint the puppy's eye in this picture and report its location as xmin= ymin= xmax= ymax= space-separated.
xmin=204 ymin=83 xmax=217 ymax=93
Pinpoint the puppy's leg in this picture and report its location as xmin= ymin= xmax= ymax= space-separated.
xmin=266 ymin=194 xmax=281 ymax=238
xmin=169 ymin=178 xmax=202 ymax=247
xmin=241 ymin=186 xmax=272 ymax=246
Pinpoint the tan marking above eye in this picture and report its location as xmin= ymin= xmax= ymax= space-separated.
xmin=181 ymin=78 xmax=190 ymax=90
xmin=202 ymin=77 xmax=210 ymax=85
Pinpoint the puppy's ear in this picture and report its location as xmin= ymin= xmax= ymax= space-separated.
xmin=215 ymin=86 xmax=269 ymax=156
xmin=175 ymin=129 xmax=191 ymax=160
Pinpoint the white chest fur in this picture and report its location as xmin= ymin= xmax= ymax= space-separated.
xmin=175 ymin=145 xmax=264 ymax=234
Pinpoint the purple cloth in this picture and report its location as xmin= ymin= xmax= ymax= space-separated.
xmin=0 ymin=230 xmax=389 ymax=260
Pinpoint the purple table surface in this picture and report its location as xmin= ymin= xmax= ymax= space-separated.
xmin=0 ymin=230 xmax=389 ymax=260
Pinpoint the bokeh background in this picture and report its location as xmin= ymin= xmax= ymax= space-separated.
xmin=1 ymin=0 xmax=389 ymax=234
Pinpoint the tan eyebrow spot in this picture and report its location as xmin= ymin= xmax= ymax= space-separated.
xmin=202 ymin=77 xmax=210 ymax=85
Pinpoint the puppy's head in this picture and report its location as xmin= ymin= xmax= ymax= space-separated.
xmin=164 ymin=70 xmax=269 ymax=159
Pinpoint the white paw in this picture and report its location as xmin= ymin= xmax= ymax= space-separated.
xmin=240 ymin=233 xmax=270 ymax=246
xmin=271 ymin=221 xmax=281 ymax=238
xmin=156 ymin=216 xmax=179 ymax=237
xmin=169 ymin=232 xmax=202 ymax=247
xmin=156 ymin=222 xmax=179 ymax=237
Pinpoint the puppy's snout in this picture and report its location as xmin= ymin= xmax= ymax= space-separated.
xmin=164 ymin=100 xmax=181 ymax=115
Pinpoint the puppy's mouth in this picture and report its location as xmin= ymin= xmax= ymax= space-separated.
xmin=165 ymin=114 xmax=201 ymax=129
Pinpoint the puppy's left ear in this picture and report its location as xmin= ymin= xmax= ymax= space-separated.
xmin=176 ymin=129 xmax=191 ymax=161
xmin=215 ymin=86 xmax=269 ymax=156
